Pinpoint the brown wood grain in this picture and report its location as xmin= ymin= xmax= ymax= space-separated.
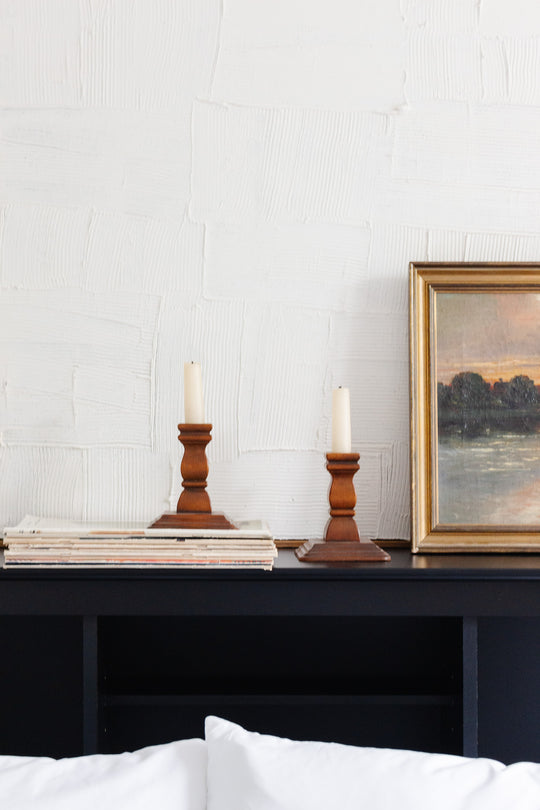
xmin=296 ymin=453 xmax=390 ymax=563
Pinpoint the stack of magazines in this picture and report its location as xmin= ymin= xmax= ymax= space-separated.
xmin=2 ymin=515 xmax=277 ymax=570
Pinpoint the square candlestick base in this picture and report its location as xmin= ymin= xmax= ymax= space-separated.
xmin=295 ymin=538 xmax=390 ymax=563
xmin=149 ymin=512 xmax=236 ymax=530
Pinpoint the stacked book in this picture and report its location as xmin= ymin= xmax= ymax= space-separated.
xmin=2 ymin=515 xmax=277 ymax=570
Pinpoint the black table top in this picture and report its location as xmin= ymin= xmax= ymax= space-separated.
xmin=1 ymin=549 xmax=539 ymax=617
xmin=2 ymin=548 xmax=540 ymax=581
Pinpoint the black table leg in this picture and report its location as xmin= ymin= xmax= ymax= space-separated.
xmin=83 ymin=615 xmax=98 ymax=754
xmin=462 ymin=616 xmax=478 ymax=757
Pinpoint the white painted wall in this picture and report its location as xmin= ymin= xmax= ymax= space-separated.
xmin=1 ymin=0 xmax=538 ymax=540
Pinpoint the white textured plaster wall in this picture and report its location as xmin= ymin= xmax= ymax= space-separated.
xmin=1 ymin=0 xmax=539 ymax=539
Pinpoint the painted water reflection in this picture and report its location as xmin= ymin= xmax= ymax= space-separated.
xmin=438 ymin=432 xmax=540 ymax=524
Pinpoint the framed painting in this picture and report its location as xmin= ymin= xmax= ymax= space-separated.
xmin=410 ymin=263 xmax=540 ymax=552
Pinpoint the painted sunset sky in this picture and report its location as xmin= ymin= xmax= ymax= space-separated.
xmin=436 ymin=292 xmax=540 ymax=385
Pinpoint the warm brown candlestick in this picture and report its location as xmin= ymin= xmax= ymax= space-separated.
xmin=150 ymin=423 xmax=236 ymax=530
xmin=176 ymin=424 xmax=212 ymax=514
xmin=324 ymin=453 xmax=361 ymax=542
xmin=296 ymin=452 xmax=390 ymax=563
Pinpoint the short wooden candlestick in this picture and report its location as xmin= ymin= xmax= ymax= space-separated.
xmin=150 ymin=424 xmax=236 ymax=530
xmin=296 ymin=453 xmax=390 ymax=563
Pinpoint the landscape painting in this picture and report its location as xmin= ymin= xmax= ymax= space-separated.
xmin=435 ymin=291 xmax=540 ymax=526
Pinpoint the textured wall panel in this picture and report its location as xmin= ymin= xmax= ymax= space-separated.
xmin=464 ymin=232 xmax=540 ymax=261
xmin=427 ymin=229 xmax=467 ymax=262
xmin=0 ymin=0 xmax=82 ymax=107
xmin=0 ymin=204 xmax=91 ymax=289
xmin=83 ymin=211 xmax=203 ymax=296
xmin=204 ymin=222 xmax=371 ymax=310
xmin=374 ymin=174 xmax=540 ymax=233
xmin=239 ymin=304 xmax=330 ymax=452
xmin=0 ymin=109 xmax=191 ymax=220
xmin=376 ymin=441 xmax=410 ymax=539
xmin=479 ymin=0 xmax=540 ymax=36
xmin=212 ymin=0 xmax=406 ymax=109
xmin=0 ymin=447 xmax=85 ymax=527
xmin=0 ymin=289 xmax=159 ymax=447
xmin=366 ymin=223 xmax=428 ymax=313
xmin=393 ymin=103 xmax=540 ymax=190
xmin=80 ymin=0 xmax=221 ymax=111
xmin=3 ymin=0 xmax=540 ymax=539
xmin=84 ymin=448 xmax=170 ymax=522
xmin=206 ymin=450 xmax=330 ymax=541
xmin=402 ymin=0 xmax=480 ymax=32
xmin=482 ymin=38 xmax=540 ymax=106
xmin=406 ymin=33 xmax=482 ymax=101
xmin=191 ymin=101 xmax=393 ymax=225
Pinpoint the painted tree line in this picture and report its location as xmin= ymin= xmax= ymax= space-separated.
xmin=438 ymin=372 xmax=539 ymax=411
xmin=438 ymin=372 xmax=540 ymax=435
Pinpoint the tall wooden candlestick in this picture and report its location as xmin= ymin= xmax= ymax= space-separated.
xmin=150 ymin=424 xmax=236 ymax=530
xmin=296 ymin=453 xmax=390 ymax=562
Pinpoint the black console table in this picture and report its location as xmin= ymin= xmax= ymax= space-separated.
xmin=0 ymin=550 xmax=539 ymax=764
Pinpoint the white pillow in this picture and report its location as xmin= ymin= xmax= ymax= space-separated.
xmin=205 ymin=716 xmax=540 ymax=810
xmin=0 ymin=738 xmax=206 ymax=810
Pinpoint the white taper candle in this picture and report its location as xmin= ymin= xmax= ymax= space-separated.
xmin=331 ymin=387 xmax=351 ymax=452
xmin=184 ymin=361 xmax=205 ymax=423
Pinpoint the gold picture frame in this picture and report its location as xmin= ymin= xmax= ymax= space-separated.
xmin=410 ymin=263 xmax=540 ymax=553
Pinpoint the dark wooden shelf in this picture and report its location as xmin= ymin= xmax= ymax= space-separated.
xmin=102 ymin=693 xmax=458 ymax=707
xmin=2 ymin=549 xmax=540 ymax=617
xmin=4 ymin=548 xmax=540 ymax=579
xmin=0 ymin=549 xmax=539 ymax=763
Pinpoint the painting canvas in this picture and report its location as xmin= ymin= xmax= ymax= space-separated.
xmin=410 ymin=264 xmax=540 ymax=552
xmin=436 ymin=292 xmax=540 ymax=525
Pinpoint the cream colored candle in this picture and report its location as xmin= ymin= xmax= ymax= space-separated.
xmin=184 ymin=361 xmax=205 ymax=423
xmin=331 ymin=387 xmax=351 ymax=452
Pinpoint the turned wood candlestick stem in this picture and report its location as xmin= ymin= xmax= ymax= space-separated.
xmin=324 ymin=453 xmax=361 ymax=542
xmin=176 ymin=423 xmax=212 ymax=513
xmin=150 ymin=423 xmax=235 ymax=530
